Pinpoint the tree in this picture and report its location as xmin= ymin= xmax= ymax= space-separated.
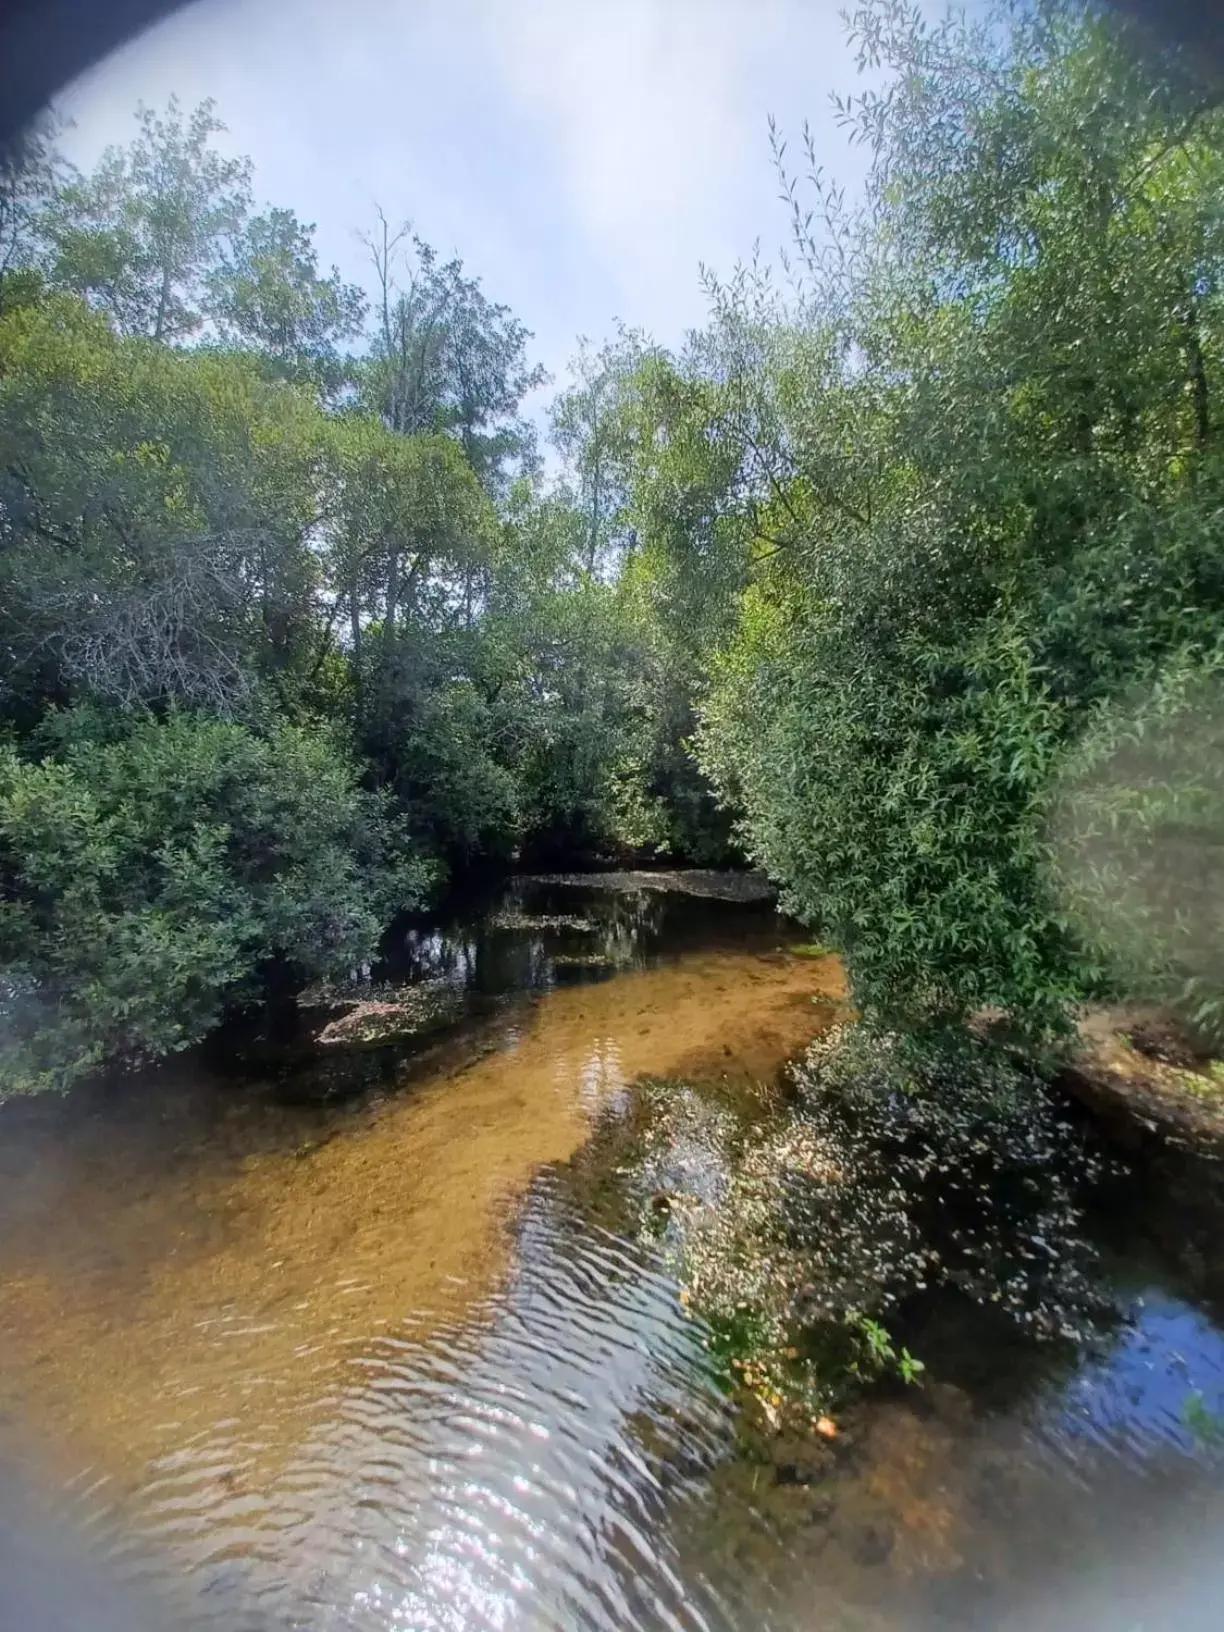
xmin=44 ymin=96 xmax=251 ymax=341
xmin=1053 ymin=643 xmax=1224 ymax=1044
xmin=688 ymin=0 xmax=1224 ymax=1036
xmin=323 ymin=415 xmax=525 ymax=854
xmin=0 ymin=112 xmax=63 ymax=278
xmin=358 ymin=210 xmax=547 ymax=493
xmin=329 ymin=418 xmax=498 ymax=678
xmin=0 ymin=297 xmax=330 ymax=720
xmin=206 ymin=206 xmax=366 ymax=386
xmin=548 ymin=328 xmax=654 ymax=573
xmin=0 ymin=709 xmax=430 ymax=1095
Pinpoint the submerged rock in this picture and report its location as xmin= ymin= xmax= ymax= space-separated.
xmin=839 ymin=1514 xmax=896 ymax=1567
xmin=773 ymin=1452 xmax=834 ymax=1488
xmin=521 ymin=868 xmax=776 ymax=903
xmin=313 ymin=979 xmax=464 ymax=1049
xmin=489 ymin=911 xmax=599 ymax=933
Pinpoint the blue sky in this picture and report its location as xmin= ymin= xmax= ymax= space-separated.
xmin=55 ymin=0 xmax=880 ymax=427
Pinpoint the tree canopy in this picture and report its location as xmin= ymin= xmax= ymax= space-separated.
xmin=4 ymin=0 xmax=1224 ymax=1091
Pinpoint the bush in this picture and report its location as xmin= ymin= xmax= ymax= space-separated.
xmin=0 ymin=709 xmax=432 ymax=1093
xmin=702 ymin=591 xmax=1080 ymax=1035
xmin=372 ymin=675 xmax=523 ymax=863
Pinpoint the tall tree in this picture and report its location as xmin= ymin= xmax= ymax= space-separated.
xmin=0 ymin=111 xmax=63 ymax=278
xmin=0 ymin=297 xmax=329 ymax=718
xmin=206 ymin=206 xmax=366 ymax=386
xmin=45 ymin=96 xmax=251 ymax=341
xmin=359 ymin=210 xmax=547 ymax=493
xmin=548 ymin=327 xmax=655 ymax=573
xmin=693 ymin=0 xmax=1224 ymax=1037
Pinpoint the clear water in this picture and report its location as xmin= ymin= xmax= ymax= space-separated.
xmin=1 ymin=873 xmax=1223 ymax=1631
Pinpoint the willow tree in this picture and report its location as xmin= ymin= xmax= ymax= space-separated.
xmin=690 ymin=0 xmax=1224 ymax=1035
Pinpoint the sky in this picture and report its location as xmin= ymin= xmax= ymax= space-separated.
xmin=54 ymin=0 xmax=879 ymax=430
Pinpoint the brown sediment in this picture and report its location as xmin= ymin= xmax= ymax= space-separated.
xmin=0 ymin=945 xmax=845 ymax=1499
xmin=855 ymin=1402 xmax=966 ymax=1575
xmin=680 ymin=1394 xmax=974 ymax=1623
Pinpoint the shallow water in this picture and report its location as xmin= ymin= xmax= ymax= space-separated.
xmin=1 ymin=873 xmax=1224 ymax=1630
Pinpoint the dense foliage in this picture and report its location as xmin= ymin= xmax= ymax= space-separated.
xmin=0 ymin=710 xmax=429 ymax=1094
xmin=1052 ymin=643 xmax=1224 ymax=1040
xmin=683 ymin=0 xmax=1224 ymax=1040
xmin=5 ymin=0 xmax=1224 ymax=1089
xmin=0 ymin=95 xmax=742 ymax=1091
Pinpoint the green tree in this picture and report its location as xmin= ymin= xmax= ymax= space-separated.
xmin=206 ymin=206 xmax=366 ymax=386
xmin=358 ymin=210 xmax=547 ymax=493
xmin=0 ymin=112 xmax=63 ymax=278
xmin=0 ymin=709 xmax=430 ymax=1096
xmin=0 ymin=296 xmax=331 ymax=721
xmin=549 ymin=327 xmax=657 ymax=573
xmin=1052 ymin=644 xmax=1224 ymax=1043
xmin=325 ymin=415 xmax=521 ymax=855
xmin=44 ymin=96 xmax=251 ymax=341
xmin=688 ymin=0 xmax=1224 ymax=1035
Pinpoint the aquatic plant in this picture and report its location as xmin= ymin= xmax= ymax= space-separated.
xmin=1183 ymin=1390 xmax=1224 ymax=1449
xmin=641 ymin=1024 xmax=1122 ymax=1429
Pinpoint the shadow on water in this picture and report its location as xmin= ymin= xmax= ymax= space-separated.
xmin=208 ymin=871 xmax=785 ymax=1102
xmin=2 ymin=872 xmax=1224 ymax=1629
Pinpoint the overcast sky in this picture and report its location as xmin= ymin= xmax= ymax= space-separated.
xmin=54 ymin=0 xmax=880 ymax=425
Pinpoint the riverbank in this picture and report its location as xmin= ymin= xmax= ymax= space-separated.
xmin=1063 ymin=1005 xmax=1224 ymax=1159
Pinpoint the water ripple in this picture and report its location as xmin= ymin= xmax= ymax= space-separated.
xmin=116 ymin=1171 xmax=737 ymax=1630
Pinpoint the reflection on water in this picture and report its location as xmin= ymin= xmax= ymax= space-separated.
xmin=1 ymin=873 xmax=1224 ymax=1630
xmin=243 ymin=1194 xmax=732 ymax=1632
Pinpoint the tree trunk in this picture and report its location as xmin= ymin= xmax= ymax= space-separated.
xmin=153 ymin=262 xmax=172 ymax=342
xmin=384 ymin=549 xmax=399 ymax=659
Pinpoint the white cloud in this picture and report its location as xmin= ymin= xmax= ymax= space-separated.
xmin=472 ymin=0 xmax=849 ymax=330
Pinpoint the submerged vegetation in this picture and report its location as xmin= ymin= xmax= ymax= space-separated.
xmin=627 ymin=1023 xmax=1117 ymax=1426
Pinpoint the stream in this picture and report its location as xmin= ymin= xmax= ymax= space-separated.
xmin=2 ymin=872 xmax=1224 ymax=1630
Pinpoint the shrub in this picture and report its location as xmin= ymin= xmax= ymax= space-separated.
xmin=0 ymin=709 xmax=432 ymax=1093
